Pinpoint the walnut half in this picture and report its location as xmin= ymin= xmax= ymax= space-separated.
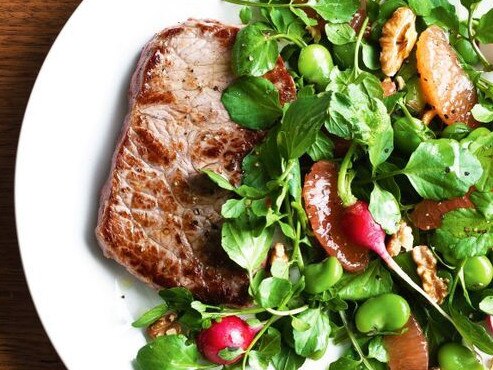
xmin=147 ymin=312 xmax=182 ymax=339
xmin=412 ymin=245 xmax=449 ymax=305
xmin=386 ymin=221 xmax=414 ymax=257
xmin=380 ymin=7 xmax=418 ymax=77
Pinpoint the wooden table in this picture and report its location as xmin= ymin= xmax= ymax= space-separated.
xmin=0 ymin=1 xmax=80 ymax=368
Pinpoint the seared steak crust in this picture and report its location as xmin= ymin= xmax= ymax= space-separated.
xmin=96 ymin=19 xmax=295 ymax=305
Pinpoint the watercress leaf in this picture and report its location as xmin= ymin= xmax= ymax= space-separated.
xmin=159 ymin=288 xmax=194 ymax=311
xmin=408 ymin=0 xmax=453 ymax=17
xmin=470 ymin=191 xmax=493 ymax=219
xmin=307 ymin=131 xmax=335 ymax=161
xmin=240 ymin=7 xmax=253 ymax=25
xmin=383 ymin=92 xmax=406 ymax=113
xmin=287 ymin=160 xmax=303 ymax=202
xmin=479 ymin=296 xmax=493 ymax=315
xmin=424 ymin=6 xmax=459 ymax=30
xmin=242 ymin=129 xmax=282 ymax=190
xmin=271 ymin=258 xmax=290 ymax=279
xmin=324 ymin=23 xmax=357 ymax=45
xmin=476 ymin=9 xmax=493 ymax=44
xmin=450 ymin=306 xmax=493 ymax=354
xmin=136 ymin=335 xmax=205 ymax=370
xmin=232 ymin=22 xmax=279 ymax=77
xmin=132 ymin=304 xmax=168 ymax=328
xmin=219 ymin=347 xmax=245 ymax=362
xmin=362 ymin=43 xmax=380 ymax=70
xmin=336 ymin=260 xmax=394 ymax=301
xmin=278 ymin=93 xmax=331 ymax=160
xmin=251 ymin=198 xmax=270 ymax=217
xmin=236 ymin=184 xmax=267 ymax=198
xmin=290 ymin=6 xmax=319 ymax=27
xmin=433 ymin=208 xmax=493 ymax=260
xmin=403 ymin=139 xmax=483 ymax=200
xmin=222 ymin=215 xmax=274 ymax=278
xmin=222 ymin=198 xmax=247 ymax=219
xmin=249 ymin=327 xmax=282 ymax=370
xmin=298 ymin=84 xmax=316 ymax=97
xmin=369 ymin=184 xmax=401 ymax=234
xmin=368 ymin=336 xmax=389 ymax=363
xmin=256 ymin=277 xmax=292 ymax=308
xmin=279 ymin=221 xmax=296 ymax=240
xmin=329 ymin=356 xmax=362 ymax=370
xmin=471 ymin=103 xmax=493 ymax=123
xmin=312 ymin=0 xmax=361 ymax=23
xmin=366 ymin=98 xmax=394 ymax=169
xmin=269 ymin=7 xmax=307 ymax=39
xmin=292 ymin=308 xmax=331 ymax=357
xmin=272 ymin=346 xmax=306 ymax=370
xmin=326 ymin=92 xmax=354 ymax=139
xmin=465 ymin=131 xmax=493 ymax=192
xmin=222 ymin=76 xmax=283 ymax=129
xmin=460 ymin=0 xmax=480 ymax=9
xmin=202 ymin=169 xmax=235 ymax=191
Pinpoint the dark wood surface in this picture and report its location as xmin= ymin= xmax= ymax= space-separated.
xmin=0 ymin=1 xmax=81 ymax=368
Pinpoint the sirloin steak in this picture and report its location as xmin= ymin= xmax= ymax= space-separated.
xmin=96 ymin=19 xmax=296 ymax=305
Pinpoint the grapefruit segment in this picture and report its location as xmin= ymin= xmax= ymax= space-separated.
xmin=410 ymin=193 xmax=474 ymax=230
xmin=416 ymin=26 xmax=478 ymax=127
xmin=303 ymin=161 xmax=370 ymax=272
xmin=385 ymin=315 xmax=429 ymax=370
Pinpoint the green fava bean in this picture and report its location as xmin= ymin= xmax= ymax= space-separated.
xmin=298 ymin=44 xmax=333 ymax=86
xmin=464 ymin=256 xmax=493 ymax=291
xmin=405 ymin=78 xmax=426 ymax=114
xmin=355 ymin=293 xmax=411 ymax=333
xmin=393 ymin=117 xmax=434 ymax=155
xmin=454 ymin=38 xmax=480 ymax=65
xmin=441 ymin=123 xmax=472 ymax=140
xmin=438 ymin=343 xmax=483 ymax=370
xmin=304 ymin=257 xmax=343 ymax=294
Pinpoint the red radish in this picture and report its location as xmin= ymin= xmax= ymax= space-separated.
xmin=337 ymin=192 xmax=453 ymax=322
xmin=197 ymin=316 xmax=258 ymax=365
xmin=332 ymin=142 xmax=453 ymax=323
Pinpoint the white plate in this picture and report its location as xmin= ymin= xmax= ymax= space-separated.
xmin=14 ymin=1 xmax=342 ymax=369
xmin=15 ymin=0 xmax=493 ymax=369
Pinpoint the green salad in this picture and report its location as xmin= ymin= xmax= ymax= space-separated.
xmin=133 ymin=0 xmax=493 ymax=369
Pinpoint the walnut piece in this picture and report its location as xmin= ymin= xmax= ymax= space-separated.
xmin=270 ymin=242 xmax=289 ymax=266
xmin=412 ymin=245 xmax=449 ymax=305
xmin=380 ymin=7 xmax=418 ymax=77
xmin=386 ymin=221 xmax=414 ymax=257
xmin=147 ymin=312 xmax=181 ymax=339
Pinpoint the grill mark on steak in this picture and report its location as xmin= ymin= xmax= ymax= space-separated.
xmin=95 ymin=19 xmax=296 ymax=305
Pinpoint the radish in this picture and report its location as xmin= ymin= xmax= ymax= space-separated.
xmin=336 ymin=145 xmax=453 ymax=323
xmin=197 ymin=316 xmax=259 ymax=365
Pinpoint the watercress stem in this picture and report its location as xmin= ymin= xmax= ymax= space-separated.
xmin=337 ymin=142 xmax=358 ymax=207
xmin=266 ymin=304 xmax=308 ymax=316
xmin=339 ymin=310 xmax=375 ymax=370
xmin=215 ymin=306 xmax=267 ymax=317
xmin=397 ymin=99 xmax=415 ymax=123
xmin=353 ymin=17 xmax=369 ymax=77
xmin=278 ymin=160 xmax=296 ymax=184
xmin=272 ymin=33 xmax=307 ymax=48
xmin=468 ymin=3 xmax=492 ymax=71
